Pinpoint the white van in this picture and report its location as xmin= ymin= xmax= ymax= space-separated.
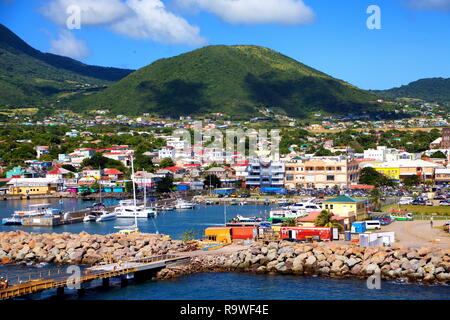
xmin=365 ymin=220 xmax=381 ymax=230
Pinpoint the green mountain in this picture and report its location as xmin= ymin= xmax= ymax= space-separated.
xmin=66 ymin=45 xmax=381 ymax=118
xmin=374 ymin=78 xmax=450 ymax=103
xmin=0 ymin=24 xmax=133 ymax=107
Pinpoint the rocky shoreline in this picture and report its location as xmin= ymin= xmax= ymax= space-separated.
xmin=1 ymin=231 xmax=449 ymax=285
xmin=157 ymin=241 xmax=450 ymax=285
xmin=0 ymin=231 xmax=198 ymax=265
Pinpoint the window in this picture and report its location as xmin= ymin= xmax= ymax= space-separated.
xmin=327 ymin=175 xmax=335 ymax=181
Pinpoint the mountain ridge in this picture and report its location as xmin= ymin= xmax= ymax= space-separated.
xmin=65 ymin=44 xmax=381 ymax=118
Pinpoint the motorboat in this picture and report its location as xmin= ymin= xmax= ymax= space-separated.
xmin=287 ymin=199 xmax=322 ymax=215
xmin=231 ymin=215 xmax=263 ymax=223
xmin=114 ymin=205 xmax=152 ymax=218
xmin=95 ymin=210 xmax=117 ymax=222
xmin=268 ymin=209 xmax=304 ymax=222
xmin=2 ymin=204 xmax=62 ymax=225
xmin=174 ymin=199 xmax=195 ymax=209
xmin=160 ymin=205 xmax=175 ymax=211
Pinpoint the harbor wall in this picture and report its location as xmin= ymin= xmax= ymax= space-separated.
xmin=157 ymin=242 xmax=450 ymax=285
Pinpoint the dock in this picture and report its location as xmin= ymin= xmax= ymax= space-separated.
xmin=0 ymin=254 xmax=189 ymax=300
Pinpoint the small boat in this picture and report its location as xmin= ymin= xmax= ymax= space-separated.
xmin=2 ymin=217 xmax=22 ymax=225
xmin=83 ymin=211 xmax=101 ymax=222
xmin=174 ymin=199 xmax=195 ymax=209
xmin=95 ymin=210 xmax=117 ymax=222
xmin=231 ymin=215 xmax=263 ymax=223
xmin=205 ymin=200 xmax=214 ymax=205
xmin=161 ymin=205 xmax=175 ymax=211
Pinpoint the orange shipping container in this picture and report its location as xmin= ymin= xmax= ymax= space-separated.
xmin=231 ymin=227 xmax=256 ymax=240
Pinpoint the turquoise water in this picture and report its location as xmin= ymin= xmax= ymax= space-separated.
xmin=1 ymin=200 xmax=449 ymax=300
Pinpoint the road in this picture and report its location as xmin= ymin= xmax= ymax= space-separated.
xmin=383 ymin=219 xmax=450 ymax=249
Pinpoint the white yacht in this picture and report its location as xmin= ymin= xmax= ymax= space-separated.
xmin=174 ymin=199 xmax=195 ymax=209
xmin=2 ymin=204 xmax=62 ymax=225
xmin=114 ymin=205 xmax=152 ymax=218
xmin=95 ymin=210 xmax=117 ymax=222
xmin=269 ymin=209 xmax=304 ymax=222
xmin=287 ymin=199 xmax=322 ymax=215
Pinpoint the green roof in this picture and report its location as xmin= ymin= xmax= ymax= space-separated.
xmin=322 ymin=195 xmax=362 ymax=203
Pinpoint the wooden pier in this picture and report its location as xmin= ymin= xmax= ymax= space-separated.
xmin=0 ymin=254 xmax=189 ymax=300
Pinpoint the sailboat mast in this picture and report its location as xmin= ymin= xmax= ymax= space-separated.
xmin=131 ymin=155 xmax=138 ymax=228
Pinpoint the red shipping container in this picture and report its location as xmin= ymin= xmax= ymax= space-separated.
xmin=231 ymin=227 xmax=256 ymax=240
xmin=280 ymin=227 xmax=333 ymax=241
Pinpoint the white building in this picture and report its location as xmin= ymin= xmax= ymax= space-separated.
xmin=158 ymin=146 xmax=175 ymax=159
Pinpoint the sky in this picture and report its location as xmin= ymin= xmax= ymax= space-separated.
xmin=0 ymin=0 xmax=449 ymax=90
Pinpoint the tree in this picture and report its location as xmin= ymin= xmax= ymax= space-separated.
xmin=431 ymin=151 xmax=447 ymax=159
xmin=315 ymin=210 xmax=343 ymax=231
xmin=135 ymin=153 xmax=154 ymax=172
xmin=369 ymin=188 xmax=382 ymax=212
xmin=182 ymin=229 xmax=198 ymax=242
xmin=204 ymin=174 xmax=222 ymax=189
xmin=159 ymin=158 xmax=176 ymax=168
xmin=282 ymin=218 xmax=297 ymax=227
xmin=81 ymin=152 xmax=125 ymax=171
xmin=404 ymin=175 xmax=421 ymax=187
xmin=156 ymin=175 xmax=174 ymax=193
xmin=315 ymin=148 xmax=333 ymax=157
xmin=359 ymin=167 xmax=395 ymax=187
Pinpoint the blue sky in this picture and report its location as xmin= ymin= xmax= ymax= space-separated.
xmin=1 ymin=0 xmax=449 ymax=90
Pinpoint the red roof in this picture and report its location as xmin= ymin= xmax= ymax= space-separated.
xmin=162 ymin=166 xmax=185 ymax=172
xmin=104 ymin=168 xmax=123 ymax=175
xmin=350 ymin=185 xmax=375 ymax=190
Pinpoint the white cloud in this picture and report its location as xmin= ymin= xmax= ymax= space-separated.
xmin=40 ymin=0 xmax=130 ymax=26
xmin=407 ymin=0 xmax=450 ymax=11
xmin=111 ymin=0 xmax=206 ymax=45
xmin=40 ymin=0 xmax=206 ymax=45
xmin=49 ymin=30 xmax=90 ymax=60
xmin=176 ymin=0 xmax=315 ymax=25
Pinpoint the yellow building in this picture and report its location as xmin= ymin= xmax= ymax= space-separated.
xmin=374 ymin=167 xmax=400 ymax=181
xmin=205 ymin=227 xmax=232 ymax=244
xmin=9 ymin=185 xmax=55 ymax=195
xmin=322 ymin=195 xmax=367 ymax=228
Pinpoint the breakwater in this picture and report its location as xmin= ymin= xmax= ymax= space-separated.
xmin=157 ymin=241 xmax=450 ymax=285
xmin=1 ymin=231 xmax=449 ymax=285
xmin=0 ymin=231 xmax=198 ymax=265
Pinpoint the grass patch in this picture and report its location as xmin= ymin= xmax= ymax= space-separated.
xmin=382 ymin=203 xmax=450 ymax=216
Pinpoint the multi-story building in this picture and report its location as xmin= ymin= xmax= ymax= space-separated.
xmin=284 ymin=156 xmax=360 ymax=189
xmin=440 ymin=128 xmax=450 ymax=148
xmin=366 ymin=159 xmax=443 ymax=182
xmin=158 ymin=146 xmax=175 ymax=159
xmin=434 ymin=168 xmax=450 ymax=184
xmin=245 ymin=159 xmax=285 ymax=189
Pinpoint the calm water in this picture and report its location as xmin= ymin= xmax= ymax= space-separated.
xmin=6 ymin=271 xmax=449 ymax=300
xmin=0 ymin=199 xmax=271 ymax=239
xmin=1 ymin=200 xmax=449 ymax=300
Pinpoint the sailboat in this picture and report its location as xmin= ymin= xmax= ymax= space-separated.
xmin=115 ymin=155 xmax=140 ymax=234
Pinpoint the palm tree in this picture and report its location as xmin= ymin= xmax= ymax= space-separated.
xmin=369 ymin=188 xmax=382 ymax=212
xmin=315 ymin=210 xmax=343 ymax=231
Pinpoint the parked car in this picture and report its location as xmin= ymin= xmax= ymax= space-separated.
xmin=425 ymin=201 xmax=434 ymax=206
xmin=439 ymin=200 xmax=450 ymax=206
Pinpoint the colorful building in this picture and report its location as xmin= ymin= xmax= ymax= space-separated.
xmin=322 ymin=195 xmax=367 ymax=229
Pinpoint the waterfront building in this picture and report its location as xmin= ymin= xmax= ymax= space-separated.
xmin=284 ymin=156 xmax=360 ymax=189
xmin=322 ymin=195 xmax=367 ymax=228
xmin=7 ymin=178 xmax=62 ymax=195
xmin=245 ymin=159 xmax=285 ymax=189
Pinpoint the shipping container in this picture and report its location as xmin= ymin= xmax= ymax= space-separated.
xmin=231 ymin=227 xmax=256 ymax=240
xmin=280 ymin=227 xmax=336 ymax=241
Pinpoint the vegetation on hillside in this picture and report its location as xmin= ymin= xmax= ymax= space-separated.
xmin=66 ymin=45 xmax=382 ymax=119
